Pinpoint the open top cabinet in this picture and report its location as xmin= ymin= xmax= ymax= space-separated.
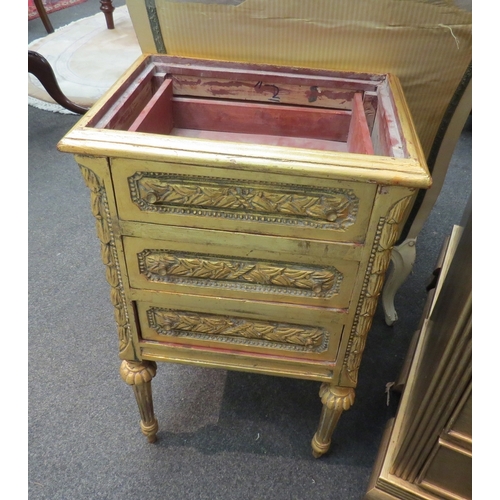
xmin=64 ymin=55 xmax=427 ymax=186
xmin=57 ymin=55 xmax=430 ymax=456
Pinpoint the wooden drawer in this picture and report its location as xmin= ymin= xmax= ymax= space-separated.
xmin=111 ymin=158 xmax=376 ymax=243
xmin=57 ymin=55 xmax=431 ymax=452
xmin=122 ymin=232 xmax=360 ymax=309
xmin=133 ymin=292 xmax=345 ymax=362
xmin=418 ymin=440 xmax=472 ymax=499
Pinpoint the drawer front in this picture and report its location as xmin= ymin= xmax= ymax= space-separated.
xmin=111 ymin=158 xmax=376 ymax=243
xmin=134 ymin=293 xmax=345 ymax=361
xmin=123 ymin=233 xmax=360 ymax=309
xmin=419 ymin=440 xmax=472 ymax=499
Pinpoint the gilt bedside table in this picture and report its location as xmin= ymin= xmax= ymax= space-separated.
xmin=58 ymin=55 xmax=430 ymax=457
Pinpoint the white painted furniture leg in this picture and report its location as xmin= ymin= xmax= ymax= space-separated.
xmin=382 ymin=238 xmax=417 ymax=325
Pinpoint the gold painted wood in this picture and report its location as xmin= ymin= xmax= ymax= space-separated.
xmin=111 ymin=157 xmax=377 ymax=243
xmin=134 ymin=292 xmax=345 ymax=361
xmin=61 ymin=126 xmax=429 ymax=188
xmin=149 ymin=308 xmax=326 ymax=351
xmin=119 ymin=221 xmax=365 ymax=261
xmin=138 ymin=250 xmax=342 ymax=297
xmin=59 ymin=58 xmax=430 ymax=188
xmin=140 ymin=342 xmax=336 ymax=382
xmin=123 ymin=234 xmax=359 ymax=308
xmin=444 ymin=390 xmax=471 ymax=451
xmin=332 ymin=185 xmax=416 ymax=388
xmin=365 ymin=202 xmax=471 ymax=499
xmin=120 ymin=360 xmax=158 ymax=443
xmin=76 ymin=156 xmax=139 ymax=361
xmin=311 ymin=385 xmax=355 ymax=458
xmin=58 ymin=55 xmax=430 ymax=455
xmin=417 ymin=440 xmax=471 ymax=500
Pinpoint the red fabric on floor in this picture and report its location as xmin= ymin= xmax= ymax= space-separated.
xmin=28 ymin=0 xmax=88 ymax=20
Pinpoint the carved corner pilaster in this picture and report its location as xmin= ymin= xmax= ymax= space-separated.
xmin=342 ymin=196 xmax=413 ymax=386
xmin=79 ymin=164 xmax=135 ymax=360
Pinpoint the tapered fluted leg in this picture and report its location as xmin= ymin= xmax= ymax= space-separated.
xmin=311 ymin=384 xmax=355 ymax=458
xmin=120 ymin=360 xmax=158 ymax=443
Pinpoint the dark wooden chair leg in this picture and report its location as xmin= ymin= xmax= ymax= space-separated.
xmin=33 ymin=0 xmax=54 ymax=33
xmin=28 ymin=51 xmax=89 ymax=115
xmin=100 ymin=0 xmax=115 ymax=29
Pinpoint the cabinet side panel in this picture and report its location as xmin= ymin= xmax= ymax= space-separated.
xmin=337 ymin=185 xmax=417 ymax=386
xmin=74 ymin=154 xmax=141 ymax=361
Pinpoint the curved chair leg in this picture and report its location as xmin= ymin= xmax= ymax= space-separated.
xmin=28 ymin=51 xmax=89 ymax=115
xmin=381 ymin=238 xmax=417 ymax=326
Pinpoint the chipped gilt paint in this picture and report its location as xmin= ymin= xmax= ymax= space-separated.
xmin=58 ymin=55 xmax=430 ymax=457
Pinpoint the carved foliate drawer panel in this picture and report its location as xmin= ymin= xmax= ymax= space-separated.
xmin=58 ymin=55 xmax=431 ymax=455
xmin=134 ymin=293 xmax=344 ymax=361
xmin=123 ymin=234 xmax=359 ymax=308
xmin=111 ymin=158 xmax=376 ymax=243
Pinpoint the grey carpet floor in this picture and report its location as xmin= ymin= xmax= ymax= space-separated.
xmin=29 ymin=2 xmax=472 ymax=499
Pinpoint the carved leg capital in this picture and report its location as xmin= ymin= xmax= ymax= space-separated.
xmin=120 ymin=360 xmax=157 ymax=385
xmin=312 ymin=384 xmax=355 ymax=458
xmin=319 ymin=384 xmax=355 ymax=410
xmin=120 ymin=360 xmax=158 ymax=443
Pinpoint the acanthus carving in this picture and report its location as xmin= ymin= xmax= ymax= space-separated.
xmin=319 ymin=384 xmax=355 ymax=411
xmin=79 ymin=165 xmax=133 ymax=358
xmin=120 ymin=360 xmax=157 ymax=386
xmin=343 ymin=196 xmax=413 ymax=384
xmin=139 ymin=250 xmax=342 ymax=298
xmin=128 ymin=172 xmax=358 ymax=230
xmin=147 ymin=307 xmax=328 ymax=352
